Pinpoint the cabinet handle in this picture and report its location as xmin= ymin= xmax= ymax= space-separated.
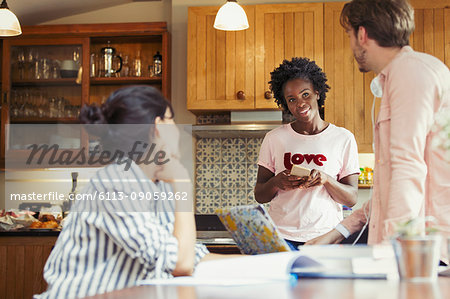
xmin=236 ymin=91 xmax=246 ymax=100
xmin=264 ymin=91 xmax=273 ymax=100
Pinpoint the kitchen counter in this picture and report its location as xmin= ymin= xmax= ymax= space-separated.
xmin=0 ymin=229 xmax=61 ymax=236
xmin=0 ymin=229 xmax=239 ymax=297
xmin=0 ymin=229 xmax=239 ymax=253
xmin=0 ymin=229 xmax=234 ymax=243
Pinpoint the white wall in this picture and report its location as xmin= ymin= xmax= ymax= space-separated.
xmin=42 ymin=2 xmax=171 ymax=28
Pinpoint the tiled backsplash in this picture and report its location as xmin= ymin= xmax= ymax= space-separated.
xmin=195 ymin=137 xmax=262 ymax=214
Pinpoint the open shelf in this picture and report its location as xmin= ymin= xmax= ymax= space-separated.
xmin=11 ymin=78 xmax=79 ymax=86
xmin=10 ymin=117 xmax=80 ymax=124
xmin=358 ymin=183 xmax=373 ymax=189
xmin=90 ymin=76 xmax=162 ymax=85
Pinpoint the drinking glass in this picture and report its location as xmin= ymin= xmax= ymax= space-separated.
xmin=16 ymin=48 xmax=25 ymax=80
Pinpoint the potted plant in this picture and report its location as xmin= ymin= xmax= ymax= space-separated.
xmin=391 ymin=217 xmax=442 ymax=282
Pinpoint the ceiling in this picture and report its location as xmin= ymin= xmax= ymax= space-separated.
xmin=7 ymin=0 xmax=161 ymax=25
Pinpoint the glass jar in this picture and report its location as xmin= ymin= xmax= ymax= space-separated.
xmin=153 ymin=51 xmax=162 ymax=76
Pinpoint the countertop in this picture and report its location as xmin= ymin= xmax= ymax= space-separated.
xmin=82 ymin=278 xmax=450 ymax=299
xmin=0 ymin=229 xmax=236 ymax=245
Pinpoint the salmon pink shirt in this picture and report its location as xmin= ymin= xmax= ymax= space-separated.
xmin=341 ymin=46 xmax=450 ymax=263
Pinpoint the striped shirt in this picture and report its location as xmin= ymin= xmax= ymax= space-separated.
xmin=34 ymin=162 xmax=208 ymax=299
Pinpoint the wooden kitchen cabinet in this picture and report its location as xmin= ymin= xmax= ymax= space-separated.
xmin=324 ymin=1 xmax=450 ymax=153
xmin=187 ymin=6 xmax=256 ymax=110
xmin=409 ymin=0 xmax=450 ymax=67
xmin=0 ymin=22 xmax=170 ymax=164
xmin=188 ymin=1 xmax=449 ymax=152
xmin=187 ymin=3 xmax=323 ymax=111
xmin=323 ymin=2 xmax=376 ymax=153
xmin=254 ymin=3 xmax=323 ymax=109
xmin=0 ymin=236 xmax=58 ymax=298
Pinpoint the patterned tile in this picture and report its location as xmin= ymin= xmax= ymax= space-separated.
xmin=247 ymin=189 xmax=257 ymax=205
xmin=221 ymin=138 xmax=246 ymax=163
xmin=221 ymin=188 xmax=248 ymax=207
xmin=196 ymin=188 xmax=221 ymax=214
xmin=221 ymin=163 xmax=247 ymax=189
xmin=246 ymin=137 xmax=263 ymax=163
xmin=196 ymin=138 xmax=221 ymax=164
xmin=194 ymin=136 xmax=272 ymax=210
xmin=195 ymin=163 xmax=221 ymax=188
xmin=247 ymin=163 xmax=258 ymax=188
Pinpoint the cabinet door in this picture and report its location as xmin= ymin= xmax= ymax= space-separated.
xmin=409 ymin=0 xmax=450 ymax=68
xmin=2 ymin=38 xmax=89 ymax=164
xmin=187 ymin=6 xmax=255 ymax=110
xmin=255 ymin=3 xmax=324 ymax=109
xmin=323 ymin=2 xmax=375 ymax=153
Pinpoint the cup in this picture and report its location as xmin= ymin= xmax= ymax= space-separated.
xmin=90 ymin=53 xmax=98 ymax=77
xmin=40 ymin=58 xmax=51 ymax=79
xmin=392 ymin=235 xmax=442 ymax=282
xmin=60 ymin=60 xmax=79 ymax=78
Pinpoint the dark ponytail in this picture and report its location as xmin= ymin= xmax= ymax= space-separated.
xmin=79 ymin=85 xmax=174 ymax=156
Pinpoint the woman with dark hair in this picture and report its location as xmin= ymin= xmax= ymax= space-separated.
xmin=254 ymin=57 xmax=360 ymax=249
xmin=35 ymin=86 xmax=208 ymax=299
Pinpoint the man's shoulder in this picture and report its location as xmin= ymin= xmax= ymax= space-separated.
xmin=396 ymin=48 xmax=448 ymax=75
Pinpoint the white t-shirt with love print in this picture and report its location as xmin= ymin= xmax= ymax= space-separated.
xmin=258 ymin=123 xmax=359 ymax=242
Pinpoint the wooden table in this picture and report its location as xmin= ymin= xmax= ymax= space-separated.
xmin=83 ymin=277 xmax=450 ymax=299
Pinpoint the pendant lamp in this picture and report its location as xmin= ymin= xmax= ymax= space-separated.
xmin=0 ymin=0 xmax=22 ymax=37
xmin=214 ymin=0 xmax=249 ymax=31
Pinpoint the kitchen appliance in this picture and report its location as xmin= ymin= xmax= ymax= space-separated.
xmin=99 ymin=43 xmax=122 ymax=77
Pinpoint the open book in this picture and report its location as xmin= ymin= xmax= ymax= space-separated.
xmin=138 ymin=245 xmax=398 ymax=286
xmin=215 ymin=205 xmax=291 ymax=254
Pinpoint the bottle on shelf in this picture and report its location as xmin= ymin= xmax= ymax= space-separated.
xmin=364 ymin=167 xmax=373 ymax=184
xmin=121 ymin=54 xmax=130 ymax=77
xmin=358 ymin=168 xmax=365 ymax=184
xmin=133 ymin=50 xmax=142 ymax=77
xmin=153 ymin=51 xmax=162 ymax=76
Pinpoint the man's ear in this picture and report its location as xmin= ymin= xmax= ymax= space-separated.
xmin=357 ymin=26 xmax=369 ymax=45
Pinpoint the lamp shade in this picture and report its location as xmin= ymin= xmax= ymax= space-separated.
xmin=214 ymin=1 xmax=249 ymax=31
xmin=0 ymin=1 xmax=22 ymax=37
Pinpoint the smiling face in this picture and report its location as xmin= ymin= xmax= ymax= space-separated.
xmin=283 ymin=78 xmax=320 ymax=122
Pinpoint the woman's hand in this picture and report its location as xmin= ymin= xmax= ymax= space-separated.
xmin=273 ymin=170 xmax=308 ymax=191
xmin=299 ymin=169 xmax=328 ymax=189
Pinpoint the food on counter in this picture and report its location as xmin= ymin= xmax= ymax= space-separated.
xmin=0 ymin=209 xmax=38 ymax=231
xmin=29 ymin=220 xmax=59 ymax=229
xmin=39 ymin=214 xmax=58 ymax=223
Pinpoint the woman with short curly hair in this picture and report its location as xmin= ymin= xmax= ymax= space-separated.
xmin=254 ymin=57 xmax=360 ymax=250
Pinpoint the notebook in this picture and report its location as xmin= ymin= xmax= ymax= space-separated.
xmin=214 ymin=204 xmax=397 ymax=279
xmin=215 ymin=204 xmax=291 ymax=255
